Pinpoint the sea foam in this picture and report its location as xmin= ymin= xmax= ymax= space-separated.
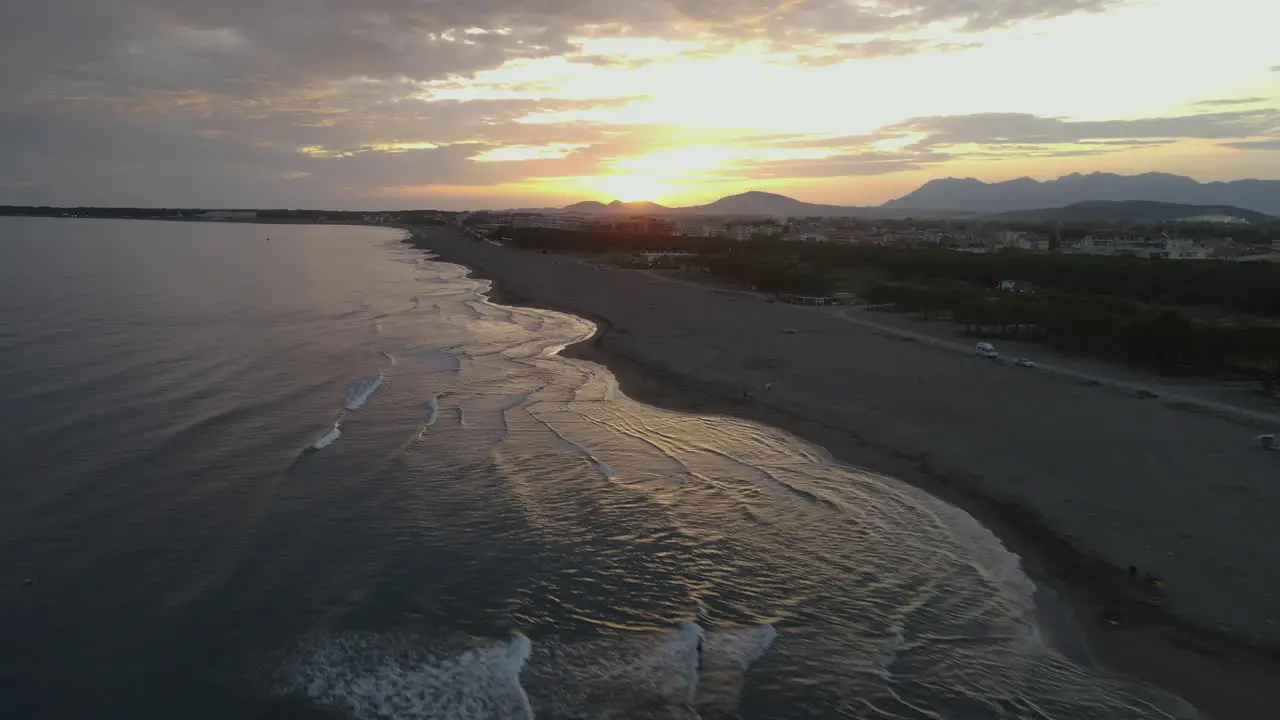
xmin=346 ymin=374 xmax=384 ymax=410
xmin=275 ymin=632 xmax=534 ymax=720
xmin=275 ymin=624 xmax=777 ymax=719
xmin=311 ymin=424 xmax=342 ymax=450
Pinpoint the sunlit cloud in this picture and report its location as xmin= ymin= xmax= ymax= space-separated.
xmin=0 ymin=0 xmax=1277 ymax=209
xmin=369 ymin=141 xmax=440 ymax=153
xmin=471 ymin=143 xmax=588 ymax=162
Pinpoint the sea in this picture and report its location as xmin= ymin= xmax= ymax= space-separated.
xmin=0 ymin=217 xmax=1197 ymax=719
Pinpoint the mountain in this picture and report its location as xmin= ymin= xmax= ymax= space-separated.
xmin=883 ymin=173 xmax=1280 ymax=214
xmin=563 ymin=199 xmax=673 ymax=214
xmin=994 ymin=201 xmax=1277 ymax=225
xmin=679 ymin=191 xmax=873 ymax=217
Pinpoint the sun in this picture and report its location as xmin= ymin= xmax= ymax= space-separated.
xmin=592 ymin=173 xmax=676 ymax=204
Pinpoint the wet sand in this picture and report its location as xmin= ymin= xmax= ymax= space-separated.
xmin=406 ymin=226 xmax=1280 ymax=718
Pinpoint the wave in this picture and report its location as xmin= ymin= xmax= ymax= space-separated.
xmin=311 ymin=424 xmax=342 ymax=450
xmin=274 ymin=623 xmax=776 ymax=720
xmin=424 ymin=394 xmax=440 ymax=427
xmin=526 ymin=407 xmax=618 ymax=478
xmin=523 ymin=622 xmax=702 ymax=718
xmin=694 ymin=624 xmax=777 ymax=714
xmin=408 ymin=346 xmax=462 ymax=372
xmin=346 ymin=374 xmax=384 ymax=410
xmin=274 ymin=632 xmax=534 ymax=720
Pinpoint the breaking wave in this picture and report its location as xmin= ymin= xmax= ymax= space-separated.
xmin=424 ymin=394 xmax=440 ymax=427
xmin=311 ymin=423 xmax=342 ymax=450
xmin=274 ymin=632 xmax=534 ymax=720
xmin=274 ymin=623 xmax=776 ymax=720
xmin=346 ymin=374 xmax=384 ymax=410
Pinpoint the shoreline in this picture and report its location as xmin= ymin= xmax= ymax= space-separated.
xmin=402 ymin=227 xmax=1280 ymax=719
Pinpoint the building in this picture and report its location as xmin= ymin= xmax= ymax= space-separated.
xmin=726 ymin=222 xmax=782 ymax=241
xmin=614 ymin=216 xmax=673 ymax=234
xmin=1071 ymin=234 xmax=1209 ymax=260
xmin=995 ymin=230 xmax=1051 ymax=252
xmin=198 ymin=210 xmax=258 ymax=221
xmin=788 ymin=231 xmax=830 ymax=243
xmin=675 ymin=223 xmax=723 ymax=237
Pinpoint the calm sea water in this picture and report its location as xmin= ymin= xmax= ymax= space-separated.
xmin=0 ymin=218 xmax=1196 ymax=719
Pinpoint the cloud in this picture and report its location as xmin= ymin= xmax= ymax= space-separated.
xmin=1193 ymin=97 xmax=1270 ymax=107
xmin=1221 ymin=139 xmax=1280 ymax=151
xmin=735 ymin=150 xmax=953 ymax=179
xmin=885 ymin=110 xmax=1280 ymax=146
xmin=0 ymin=0 xmax=1264 ymax=208
xmin=5 ymin=0 xmax=1120 ymax=102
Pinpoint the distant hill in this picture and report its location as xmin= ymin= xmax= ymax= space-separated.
xmin=679 ymin=191 xmax=874 ymax=217
xmin=884 ymin=172 xmax=1280 ymax=214
xmin=562 ymin=191 xmax=905 ymax=218
xmin=994 ymin=200 xmax=1278 ymax=225
xmin=563 ymin=200 xmax=673 ymax=214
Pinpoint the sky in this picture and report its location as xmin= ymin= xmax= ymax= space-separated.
xmin=1 ymin=0 xmax=1277 ymax=210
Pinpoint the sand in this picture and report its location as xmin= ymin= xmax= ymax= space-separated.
xmin=407 ymin=226 xmax=1280 ymax=718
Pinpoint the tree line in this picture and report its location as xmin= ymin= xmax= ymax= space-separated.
xmin=862 ymin=282 xmax=1280 ymax=380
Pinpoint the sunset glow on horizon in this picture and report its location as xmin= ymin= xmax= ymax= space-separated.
xmin=3 ymin=0 xmax=1278 ymax=208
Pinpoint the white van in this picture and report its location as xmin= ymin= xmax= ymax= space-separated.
xmin=974 ymin=342 xmax=999 ymax=359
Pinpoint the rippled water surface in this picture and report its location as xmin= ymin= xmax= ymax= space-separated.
xmin=0 ymin=218 xmax=1195 ymax=719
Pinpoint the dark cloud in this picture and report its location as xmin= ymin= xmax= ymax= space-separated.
xmin=5 ymin=0 xmax=1119 ymax=100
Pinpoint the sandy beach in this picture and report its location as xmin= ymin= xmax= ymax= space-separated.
xmin=407 ymin=225 xmax=1280 ymax=718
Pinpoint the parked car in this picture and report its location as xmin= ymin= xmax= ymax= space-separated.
xmin=1014 ymin=357 xmax=1036 ymax=368
xmin=974 ymin=342 xmax=999 ymax=359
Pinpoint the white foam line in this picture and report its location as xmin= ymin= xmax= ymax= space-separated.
xmin=424 ymin=394 xmax=440 ymax=427
xmin=276 ymin=624 xmax=781 ymax=719
xmin=526 ymin=407 xmax=616 ymax=477
xmin=870 ymin=631 xmax=905 ymax=679
xmin=277 ymin=633 xmax=534 ymax=720
xmin=345 ymin=373 xmax=384 ymax=410
xmin=578 ymin=410 xmax=694 ymax=477
xmin=311 ymin=423 xmax=342 ymax=450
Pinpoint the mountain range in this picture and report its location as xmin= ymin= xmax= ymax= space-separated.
xmin=883 ymin=172 xmax=1280 ymax=215
xmin=994 ymin=201 xmax=1275 ymax=225
xmin=557 ymin=173 xmax=1280 ymax=221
